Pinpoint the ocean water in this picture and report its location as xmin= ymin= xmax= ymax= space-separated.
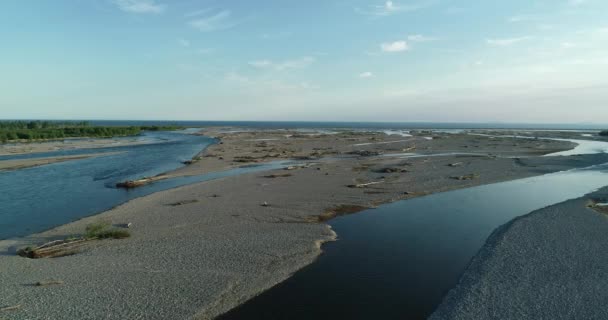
xmin=77 ymin=120 xmax=608 ymax=130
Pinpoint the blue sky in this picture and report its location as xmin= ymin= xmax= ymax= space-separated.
xmin=1 ymin=0 xmax=607 ymax=123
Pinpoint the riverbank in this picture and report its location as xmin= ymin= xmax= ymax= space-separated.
xmin=0 ymin=152 xmax=122 ymax=172
xmin=0 ymin=136 xmax=154 ymax=156
xmin=0 ymin=128 xmax=605 ymax=319
xmin=430 ymin=186 xmax=608 ymax=320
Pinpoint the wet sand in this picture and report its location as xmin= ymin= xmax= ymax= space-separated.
xmin=430 ymin=187 xmax=608 ymax=320
xmin=0 ymin=129 xmax=603 ymax=320
xmin=0 ymin=152 xmax=122 ymax=172
xmin=0 ymin=137 xmax=150 ymax=156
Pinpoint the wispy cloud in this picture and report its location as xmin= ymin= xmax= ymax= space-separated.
xmin=189 ymin=10 xmax=235 ymax=32
xmin=224 ymin=72 xmax=319 ymax=92
xmin=486 ymin=36 xmax=532 ymax=46
xmin=184 ymin=9 xmax=212 ymax=18
xmin=177 ymin=38 xmax=190 ymax=47
xmin=568 ymin=0 xmax=586 ymax=6
xmin=407 ymin=34 xmax=436 ymax=42
xmin=508 ymin=14 xmax=541 ymax=23
xmin=113 ymin=0 xmax=165 ymax=14
xmin=356 ymin=0 xmax=434 ymax=17
xmin=381 ymin=41 xmax=409 ymax=52
xmin=260 ymin=31 xmax=292 ymax=40
xmin=359 ymin=72 xmax=374 ymax=78
xmin=249 ymin=56 xmax=316 ymax=71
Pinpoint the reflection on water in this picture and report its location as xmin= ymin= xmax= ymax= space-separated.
xmin=547 ymin=138 xmax=608 ymax=156
xmin=221 ymin=164 xmax=608 ymax=320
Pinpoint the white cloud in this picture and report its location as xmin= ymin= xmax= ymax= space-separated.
xmin=486 ymin=36 xmax=532 ymax=46
xmin=177 ymin=38 xmax=190 ymax=47
xmin=249 ymin=57 xmax=316 ymax=71
xmin=356 ymin=0 xmax=434 ymax=17
xmin=508 ymin=14 xmax=540 ymax=23
xmin=249 ymin=60 xmax=273 ymax=68
xmin=359 ymin=72 xmax=374 ymax=78
xmin=189 ymin=10 xmax=234 ymax=32
xmin=407 ymin=34 xmax=436 ymax=42
xmin=381 ymin=41 xmax=409 ymax=52
xmin=113 ymin=0 xmax=165 ymax=14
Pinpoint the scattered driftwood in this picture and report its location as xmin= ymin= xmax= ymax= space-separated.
xmin=375 ymin=167 xmax=408 ymax=173
xmin=116 ymin=179 xmax=147 ymax=189
xmin=450 ymin=174 xmax=479 ymax=181
xmin=35 ymin=280 xmax=64 ymax=287
xmin=263 ymin=173 xmax=292 ymax=178
xmin=233 ymin=156 xmax=259 ymax=163
xmin=17 ymin=222 xmax=130 ymax=259
xmin=17 ymin=238 xmax=89 ymax=259
xmin=0 ymin=304 xmax=21 ymax=312
xmin=168 ymin=199 xmax=199 ymax=206
xmin=347 ymin=150 xmax=382 ymax=157
xmin=116 ymin=175 xmax=168 ymax=189
xmin=589 ymin=201 xmax=608 ymax=214
xmin=347 ymin=181 xmax=385 ymax=188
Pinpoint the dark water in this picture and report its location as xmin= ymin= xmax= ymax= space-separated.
xmin=221 ymin=165 xmax=608 ymax=320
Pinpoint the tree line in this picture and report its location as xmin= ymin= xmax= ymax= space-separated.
xmin=0 ymin=121 xmax=183 ymax=143
xmin=600 ymin=130 xmax=608 ymax=137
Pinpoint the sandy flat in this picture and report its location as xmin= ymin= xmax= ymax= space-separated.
xmin=0 ymin=129 xmax=602 ymax=320
xmin=0 ymin=137 xmax=150 ymax=156
xmin=0 ymin=152 xmax=122 ymax=171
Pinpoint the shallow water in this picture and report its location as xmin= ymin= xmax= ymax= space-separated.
xmin=0 ymin=131 xmax=219 ymax=239
xmin=221 ymin=163 xmax=608 ymax=320
xmin=546 ymin=138 xmax=608 ymax=156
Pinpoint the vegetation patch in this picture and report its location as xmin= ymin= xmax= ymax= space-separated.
xmin=0 ymin=120 xmax=183 ymax=143
xmin=588 ymin=200 xmax=608 ymax=215
xmin=17 ymin=221 xmax=130 ymax=259
xmin=600 ymin=130 xmax=608 ymax=137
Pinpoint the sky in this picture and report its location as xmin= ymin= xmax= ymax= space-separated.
xmin=1 ymin=0 xmax=607 ymax=123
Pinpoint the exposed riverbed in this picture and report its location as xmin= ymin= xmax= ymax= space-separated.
xmin=221 ymin=162 xmax=608 ymax=319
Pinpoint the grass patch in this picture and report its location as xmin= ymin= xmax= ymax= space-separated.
xmin=85 ymin=221 xmax=130 ymax=239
